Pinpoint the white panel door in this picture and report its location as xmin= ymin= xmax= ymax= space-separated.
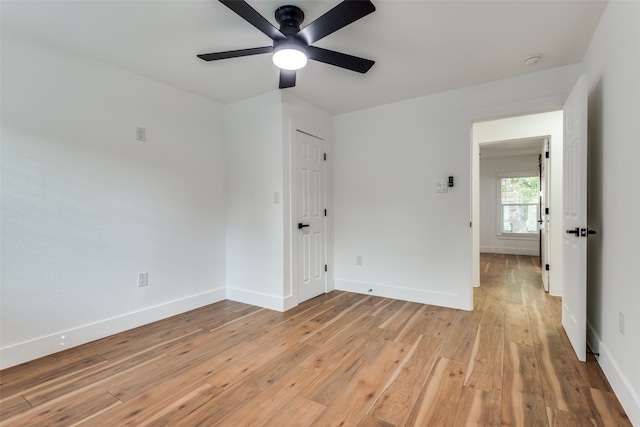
xmin=297 ymin=130 xmax=326 ymax=303
xmin=562 ymin=74 xmax=588 ymax=362
xmin=540 ymin=139 xmax=550 ymax=292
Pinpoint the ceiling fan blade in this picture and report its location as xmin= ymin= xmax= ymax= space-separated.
xmin=197 ymin=46 xmax=273 ymax=61
xmin=279 ymin=69 xmax=296 ymax=88
xmin=307 ymin=46 xmax=374 ymax=73
xmin=297 ymin=0 xmax=375 ymax=45
xmin=219 ymin=0 xmax=285 ymax=41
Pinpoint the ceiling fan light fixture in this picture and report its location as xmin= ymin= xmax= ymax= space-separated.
xmin=273 ymin=46 xmax=307 ymax=70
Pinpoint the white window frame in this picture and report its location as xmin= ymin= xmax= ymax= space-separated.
xmin=496 ymin=171 xmax=539 ymax=239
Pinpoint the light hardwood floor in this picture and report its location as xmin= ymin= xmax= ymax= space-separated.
xmin=0 ymin=254 xmax=632 ymax=426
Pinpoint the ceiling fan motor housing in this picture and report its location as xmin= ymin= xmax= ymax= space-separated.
xmin=273 ymin=35 xmax=306 ymax=52
xmin=275 ymin=5 xmax=305 ymax=35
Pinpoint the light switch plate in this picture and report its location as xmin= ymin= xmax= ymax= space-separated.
xmin=436 ymin=182 xmax=448 ymax=193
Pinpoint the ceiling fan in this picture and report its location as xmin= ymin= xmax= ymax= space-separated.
xmin=197 ymin=0 xmax=376 ymax=89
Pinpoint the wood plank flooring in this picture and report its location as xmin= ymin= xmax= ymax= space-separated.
xmin=0 ymin=254 xmax=632 ymax=426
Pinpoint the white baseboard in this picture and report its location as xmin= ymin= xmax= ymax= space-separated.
xmin=587 ymin=321 xmax=640 ymax=426
xmin=282 ymin=295 xmax=297 ymax=312
xmin=480 ymin=247 xmax=539 ymax=256
xmin=586 ymin=320 xmax=600 ymax=355
xmin=0 ymin=288 xmax=226 ymax=370
xmin=226 ymin=282 xmax=340 ymax=312
xmin=334 ymin=279 xmax=463 ymax=310
xmin=226 ymin=287 xmax=287 ymax=312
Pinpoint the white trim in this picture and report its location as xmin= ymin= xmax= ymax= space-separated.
xmin=497 ymin=170 xmax=539 ymax=179
xmin=587 ymin=320 xmax=600 ymax=356
xmin=226 ymin=287 xmax=286 ymax=312
xmin=0 ymin=288 xmax=226 ymax=369
xmin=480 ymin=247 xmax=540 ymax=256
xmin=496 ymin=234 xmax=539 ymax=241
xmin=334 ymin=279 xmax=466 ymax=310
xmin=587 ymin=321 xmax=640 ymax=426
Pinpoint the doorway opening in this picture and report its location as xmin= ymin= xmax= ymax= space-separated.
xmin=471 ymin=111 xmax=563 ymax=296
xmin=479 ymin=138 xmax=546 ymax=286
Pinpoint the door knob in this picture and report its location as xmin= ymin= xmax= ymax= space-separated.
xmin=298 ymin=223 xmax=309 ymax=229
xmin=565 ymin=227 xmax=579 ymax=236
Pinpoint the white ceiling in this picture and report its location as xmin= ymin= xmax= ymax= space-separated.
xmin=1 ymin=0 xmax=607 ymax=115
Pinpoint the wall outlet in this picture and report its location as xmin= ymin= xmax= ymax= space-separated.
xmin=356 ymin=255 xmax=363 ymax=266
xmin=136 ymin=127 xmax=146 ymax=142
xmin=138 ymin=272 xmax=148 ymax=287
xmin=619 ymin=311 xmax=625 ymax=335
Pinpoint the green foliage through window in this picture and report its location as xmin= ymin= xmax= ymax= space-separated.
xmin=500 ymin=176 xmax=539 ymax=234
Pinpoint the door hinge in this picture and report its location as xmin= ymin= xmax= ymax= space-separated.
xmin=470 ymin=221 xmax=472 ymax=227
xmin=545 ymin=207 xmax=549 ymax=215
xmin=545 ymin=264 xmax=550 ymax=271
xmin=324 ymin=209 xmax=327 ymax=217
xmin=324 ymin=264 xmax=328 ymax=272
xmin=545 ymin=151 xmax=550 ymax=159
xmin=323 ymin=153 xmax=327 ymax=161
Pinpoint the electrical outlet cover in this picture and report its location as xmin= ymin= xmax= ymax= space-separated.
xmin=136 ymin=127 xmax=146 ymax=142
xmin=138 ymin=272 xmax=148 ymax=287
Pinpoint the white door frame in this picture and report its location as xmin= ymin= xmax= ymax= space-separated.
xmin=540 ymin=138 xmax=551 ymax=292
xmin=472 ymin=112 xmax=564 ymax=294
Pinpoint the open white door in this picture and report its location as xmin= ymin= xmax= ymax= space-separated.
xmin=296 ymin=130 xmax=327 ymax=303
xmin=562 ymin=74 xmax=588 ymax=362
xmin=540 ymin=139 xmax=550 ymax=292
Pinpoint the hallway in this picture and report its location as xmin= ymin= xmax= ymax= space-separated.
xmin=475 ymin=253 xmax=630 ymax=426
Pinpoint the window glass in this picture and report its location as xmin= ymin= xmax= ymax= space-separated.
xmin=500 ymin=177 xmax=539 ymax=234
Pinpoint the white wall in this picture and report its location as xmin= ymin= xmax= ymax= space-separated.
xmin=583 ymin=2 xmax=640 ymax=423
xmin=472 ymin=112 xmax=563 ymax=294
xmin=224 ymin=92 xmax=286 ymax=310
xmin=479 ymin=154 xmax=540 ymax=255
xmin=224 ymin=91 xmax=332 ymax=311
xmin=333 ymin=65 xmax=581 ymax=310
xmin=0 ymin=32 xmax=227 ymax=368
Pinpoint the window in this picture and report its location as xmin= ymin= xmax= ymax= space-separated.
xmin=499 ymin=175 xmax=539 ymax=235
